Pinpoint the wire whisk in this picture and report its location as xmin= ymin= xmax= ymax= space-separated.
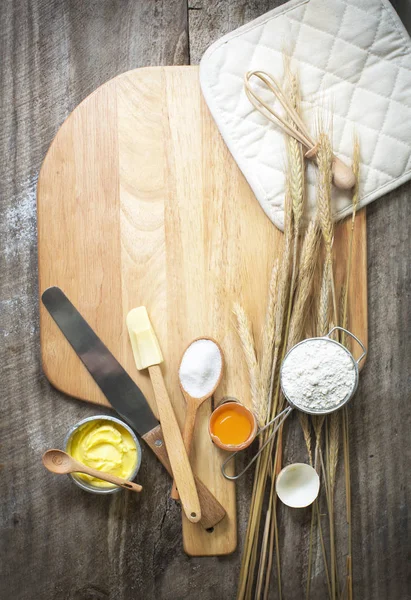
xmin=244 ymin=70 xmax=355 ymax=190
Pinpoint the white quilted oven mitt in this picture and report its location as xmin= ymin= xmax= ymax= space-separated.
xmin=200 ymin=0 xmax=411 ymax=231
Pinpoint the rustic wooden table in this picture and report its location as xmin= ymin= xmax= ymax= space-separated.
xmin=1 ymin=2 xmax=410 ymax=599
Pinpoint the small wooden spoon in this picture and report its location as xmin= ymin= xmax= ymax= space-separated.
xmin=171 ymin=338 xmax=224 ymax=500
xmin=42 ymin=449 xmax=143 ymax=493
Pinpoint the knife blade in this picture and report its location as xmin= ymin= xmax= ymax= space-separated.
xmin=41 ymin=286 xmax=226 ymax=529
xmin=42 ymin=287 xmax=158 ymax=435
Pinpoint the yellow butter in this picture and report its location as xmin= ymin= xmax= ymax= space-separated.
xmin=126 ymin=306 xmax=163 ymax=370
xmin=68 ymin=420 xmax=137 ymax=488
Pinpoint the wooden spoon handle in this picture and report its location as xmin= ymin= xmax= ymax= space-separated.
xmin=148 ymin=365 xmax=201 ymax=523
xmin=74 ymin=464 xmax=143 ymax=493
xmin=142 ymin=425 xmax=226 ymax=529
xmin=170 ymin=399 xmax=198 ymax=500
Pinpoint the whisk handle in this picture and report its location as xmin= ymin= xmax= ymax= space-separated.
xmin=221 ymin=406 xmax=293 ymax=481
xmin=332 ymin=156 xmax=356 ymax=190
xmin=305 ymin=146 xmax=355 ymax=190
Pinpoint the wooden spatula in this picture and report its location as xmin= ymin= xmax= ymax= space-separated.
xmin=127 ymin=307 xmax=201 ymax=523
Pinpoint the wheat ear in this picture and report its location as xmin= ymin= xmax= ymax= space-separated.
xmin=258 ymin=262 xmax=279 ymax=427
xmin=328 ymin=411 xmax=340 ymax=492
xmin=285 ymin=60 xmax=305 ymax=319
xmin=233 ymin=303 xmax=260 ymax=423
xmin=299 ymin=412 xmax=313 ymax=465
xmin=285 ymin=68 xmax=304 ymax=231
xmin=288 ymin=220 xmax=321 ymax=345
xmin=317 ymin=259 xmax=331 ymax=337
xmin=316 ymin=133 xmax=337 ymax=324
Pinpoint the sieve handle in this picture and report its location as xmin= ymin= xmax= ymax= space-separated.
xmin=326 ymin=326 xmax=367 ymax=364
xmin=220 ymin=406 xmax=293 ymax=481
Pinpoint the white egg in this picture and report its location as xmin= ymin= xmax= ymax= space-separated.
xmin=276 ymin=463 xmax=320 ymax=508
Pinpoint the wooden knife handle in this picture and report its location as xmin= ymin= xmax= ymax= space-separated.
xmin=147 ymin=365 xmax=201 ymax=524
xmin=142 ymin=424 xmax=226 ymax=529
xmin=170 ymin=398 xmax=197 ymax=500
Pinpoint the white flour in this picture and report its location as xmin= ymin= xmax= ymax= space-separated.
xmin=179 ymin=339 xmax=223 ymax=398
xmin=281 ymin=339 xmax=356 ymax=412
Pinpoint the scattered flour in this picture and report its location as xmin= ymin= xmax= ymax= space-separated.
xmin=179 ymin=339 xmax=223 ymax=398
xmin=281 ymin=339 xmax=356 ymax=412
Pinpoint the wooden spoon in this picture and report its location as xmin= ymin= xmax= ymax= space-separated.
xmin=171 ymin=338 xmax=224 ymax=500
xmin=42 ymin=449 xmax=143 ymax=493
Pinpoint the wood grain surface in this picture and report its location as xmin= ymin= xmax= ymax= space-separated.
xmin=0 ymin=1 xmax=410 ymax=599
xmin=36 ymin=64 xmax=366 ymax=557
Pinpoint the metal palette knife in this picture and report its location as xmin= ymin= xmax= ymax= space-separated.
xmin=41 ymin=286 xmax=226 ymax=529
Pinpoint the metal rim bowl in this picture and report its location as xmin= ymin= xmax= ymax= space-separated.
xmin=64 ymin=415 xmax=141 ymax=495
xmin=221 ymin=327 xmax=366 ymax=481
xmin=280 ymin=336 xmax=360 ymax=416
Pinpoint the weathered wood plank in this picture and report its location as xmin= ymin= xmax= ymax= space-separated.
xmin=189 ymin=2 xmax=411 ymax=599
xmin=1 ymin=0 xmax=410 ymax=599
xmin=0 ymin=2 xmax=192 ymax=600
xmin=188 ymin=0 xmax=283 ymax=64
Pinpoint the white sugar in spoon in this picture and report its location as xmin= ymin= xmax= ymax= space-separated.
xmin=170 ymin=337 xmax=224 ymax=500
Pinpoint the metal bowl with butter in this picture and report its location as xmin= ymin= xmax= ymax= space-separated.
xmin=64 ymin=415 xmax=141 ymax=495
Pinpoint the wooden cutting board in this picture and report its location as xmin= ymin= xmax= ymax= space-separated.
xmin=37 ymin=66 xmax=367 ymax=556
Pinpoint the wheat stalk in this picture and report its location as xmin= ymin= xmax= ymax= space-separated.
xmin=240 ymin=113 xmax=297 ymax=600
xmin=323 ymin=284 xmax=341 ymax=600
xmin=316 ymin=131 xmax=341 ymax=600
xmin=328 ymin=412 xmax=340 ymax=492
xmin=287 ymin=221 xmax=321 ymax=466
xmin=285 ymin=66 xmax=305 ymax=231
xmin=238 ymin=253 xmax=292 ymax=599
xmin=340 ymin=136 xmax=360 ymax=600
xmin=316 ymin=133 xmax=338 ymax=324
xmin=340 ymin=282 xmax=347 ymax=341
xmin=233 ymin=303 xmax=260 ymax=423
xmin=288 ymin=220 xmax=321 ymax=345
xmin=258 ymin=261 xmax=279 ymax=427
xmin=313 ymin=260 xmax=330 ymax=468
xmin=259 ymin=134 xmax=298 ymax=598
xmin=316 ymin=133 xmax=333 ymax=245
xmin=258 ymin=89 xmax=307 ymax=598
xmin=253 ymin=233 xmax=293 ymax=599
xmin=343 ymin=407 xmax=352 ymax=600
xmin=326 ymin=410 xmax=340 ymax=600
xmin=299 ymin=412 xmax=313 ymax=465
xmin=258 ymin=63 xmax=310 ymax=600
xmin=266 ymin=188 xmax=294 ymax=421
xmin=285 ymin=60 xmax=305 ymax=322
xmin=238 ymin=63 xmax=362 ymax=600
xmin=305 ymin=254 xmax=332 ymax=600
xmin=257 ymin=439 xmax=283 ymax=600
xmin=341 ymin=136 xmax=360 ymax=347
xmin=317 ymin=260 xmax=331 ymax=337
xmin=312 ymin=415 xmax=326 ymax=471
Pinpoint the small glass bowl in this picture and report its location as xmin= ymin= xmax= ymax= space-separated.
xmin=64 ymin=415 xmax=141 ymax=495
xmin=209 ymin=400 xmax=258 ymax=452
xmin=276 ymin=463 xmax=320 ymax=508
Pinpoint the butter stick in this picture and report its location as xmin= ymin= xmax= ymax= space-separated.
xmin=126 ymin=307 xmax=164 ymax=370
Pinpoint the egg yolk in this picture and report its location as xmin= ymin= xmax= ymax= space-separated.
xmin=211 ymin=407 xmax=252 ymax=446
